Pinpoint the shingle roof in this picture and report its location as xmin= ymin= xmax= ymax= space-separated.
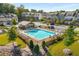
xmin=66 ymin=11 xmax=75 ymax=16
xmin=0 ymin=14 xmax=17 ymax=21
xmin=64 ymin=16 xmax=73 ymax=20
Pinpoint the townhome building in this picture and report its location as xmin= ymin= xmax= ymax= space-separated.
xmin=0 ymin=13 xmax=18 ymax=26
xmin=64 ymin=11 xmax=75 ymax=24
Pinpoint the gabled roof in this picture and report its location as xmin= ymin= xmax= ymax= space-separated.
xmin=76 ymin=17 xmax=79 ymax=20
xmin=0 ymin=14 xmax=17 ymax=18
xmin=0 ymin=14 xmax=17 ymax=21
xmin=64 ymin=16 xmax=73 ymax=20
xmin=0 ymin=18 xmax=12 ymax=21
xmin=66 ymin=11 xmax=75 ymax=16
xmin=77 ymin=13 xmax=79 ymax=16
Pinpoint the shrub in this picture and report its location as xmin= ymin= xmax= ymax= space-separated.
xmin=57 ymin=36 xmax=64 ymax=41
xmin=63 ymin=48 xmax=72 ymax=56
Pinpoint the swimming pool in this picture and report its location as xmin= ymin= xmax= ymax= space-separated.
xmin=25 ymin=29 xmax=56 ymax=40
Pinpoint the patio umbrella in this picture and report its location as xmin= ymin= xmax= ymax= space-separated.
xmin=50 ymin=22 xmax=54 ymax=29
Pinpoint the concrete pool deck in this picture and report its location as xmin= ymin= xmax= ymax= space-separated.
xmin=18 ymin=27 xmax=63 ymax=45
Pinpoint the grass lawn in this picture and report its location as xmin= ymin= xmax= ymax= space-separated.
xmin=0 ymin=26 xmax=9 ymax=30
xmin=48 ymin=36 xmax=79 ymax=56
xmin=0 ymin=33 xmax=26 ymax=48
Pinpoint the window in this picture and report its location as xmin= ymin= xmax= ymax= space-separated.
xmin=7 ymin=21 xmax=11 ymax=25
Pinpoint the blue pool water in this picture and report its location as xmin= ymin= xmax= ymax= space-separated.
xmin=25 ymin=29 xmax=56 ymax=40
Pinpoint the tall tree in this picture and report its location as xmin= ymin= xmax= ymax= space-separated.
xmin=24 ymin=9 xmax=29 ymax=12
xmin=8 ymin=26 xmax=17 ymax=41
xmin=0 ymin=3 xmax=4 ymax=13
xmin=0 ymin=3 xmax=15 ymax=14
xmin=16 ymin=5 xmax=25 ymax=18
xmin=31 ymin=9 xmax=37 ymax=13
xmin=54 ymin=16 xmax=60 ymax=25
xmin=64 ymin=24 xmax=75 ymax=46
xmin=38 ymin=10 xmax=43 ymax=13
xmin=33 ymin=44 xmax=40 ymax=55
xmin=9 ymin=4 xmax=15 ymax=13
xmin=42 ymin=41 xmax=46 ymax=48
xmin=29 ymin=40 xmax=34 ymax=50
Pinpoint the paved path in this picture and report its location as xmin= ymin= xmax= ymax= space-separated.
xmin=0 ymin=43 xmax=32 ymax=56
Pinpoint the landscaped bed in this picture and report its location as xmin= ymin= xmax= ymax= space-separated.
xmin=48 ymin=36 xmax=79 ymax=56
xmin=0 ymin=33 xmax=26 ymax=48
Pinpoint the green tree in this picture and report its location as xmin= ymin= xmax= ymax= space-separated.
xmin=38 ymin=10 xmax=43 ymax=13
xmin=0 ymin=3 xmax=15 ymax=14
xmin=40 ymin=17 xmax=47 ymax=23
xmin=29 ymin=40 xmax=34 ymax=50
xmin=24 ymin=9 xmax=29 ymax=12
xmin=12 ymin=19 xmax=17 ymax=25
xmin=55 ymin=19 xmax=60 ymax=25
xmin=53 ymin=16 xmax=57 ymax=24
xmin=64 ymin=24 xmax=74 ymax=46
xmin=34 ymin=44 xmax=40 ymax=55
xmin=76 ymin=9 xmax=79 ymax=13
xmin=60 ymin=10 xmax=65 ymax=13
xmin=42 ymin=41 xmax=46 ymax=48
xmin=3 ymin=3 xmax=15 ymax=13
xmin=9 ymin=4 xmax=15 ymax=13
xmin=40 ymin=18 xmax=45 ymax=22
xmin=8 ymin=26 xmax=17 ymax=41
xmin=16 ymin=5 xmax=25 ymax=18
xmin=53 ymin=15 xmax=60 ymax=25
xmin=31 ymin=9 xmax=37 ymax=13
xmin=0 ymin=3 xmax=4 ymax=13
